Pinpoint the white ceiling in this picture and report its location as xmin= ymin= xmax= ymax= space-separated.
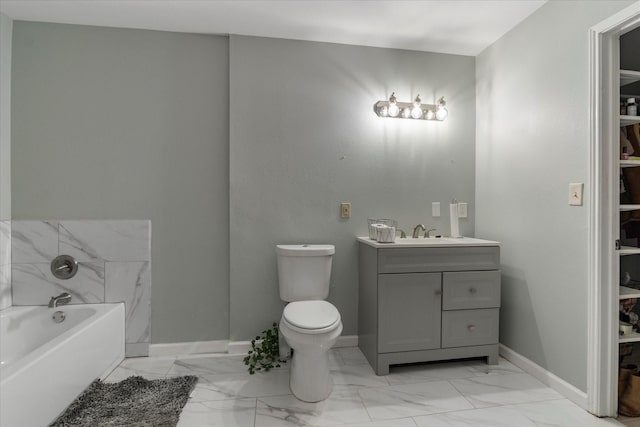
xmin=0 ymin=0 xmax=547 ymax=56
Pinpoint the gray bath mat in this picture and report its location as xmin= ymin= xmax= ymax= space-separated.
xmin=50 ymin=375 xmax=198 ymax=427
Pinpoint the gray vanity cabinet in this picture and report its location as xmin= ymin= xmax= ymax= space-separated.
xmin=358 ymin=241 xmax=501 ymax=375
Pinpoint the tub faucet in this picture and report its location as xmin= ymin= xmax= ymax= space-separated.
xmin=48 ymin=292 xmax=71 ymax=308
xmin=412 ymin=224 xmax=426 ymax=238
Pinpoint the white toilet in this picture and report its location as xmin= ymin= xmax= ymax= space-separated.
xmin=276 ymin=244 xmax=343 ymax=402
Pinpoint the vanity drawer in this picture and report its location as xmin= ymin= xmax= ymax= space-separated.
xmin=441 ymin=309 xmax=499 ymax=348
xmin=442 ymin=271 xmax=501 ymax=310
xmin=378 ymin=246 xmax=500 ymax=274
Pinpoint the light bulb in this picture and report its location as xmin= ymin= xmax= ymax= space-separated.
xmin=379 ymin=105 xmax=388 ymax=117
xmin=388 ymin=92 xmax=399 ymax=117
xmin=436 ymin=97 xmax=448 ymax=120
xmin=411 ymin=94 xmax=423 ymax=119
xmin=436 ymin=106 xmax=448 ymax=120
xmin=426 ymin=109 xmax=435 ymax=120
xmin=402 ymin=107 xmax=411 ymax=118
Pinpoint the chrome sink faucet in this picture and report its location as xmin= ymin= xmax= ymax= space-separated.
xmin=412 ymin=224 xmax=426 ymax=238
xmin=425 ymin=228 xmax=437 ymax=238
xmin=48 ymin=292 xmax=71 ymax=308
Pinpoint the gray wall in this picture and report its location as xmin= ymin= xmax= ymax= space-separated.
xmin=475 ymin=0 xmax=635 ymax=392
xmin=11 ymin=22 xmax=230 ymax=343
xmin=0 ymin=13 xmax=11 ymax=220
xmin=0 ymin=14 xmax=12 ymax=310
xmin=229 ymin=35 xmax=476 ymax=340
xmin=10 ymin=23 xmax=477 ymax=343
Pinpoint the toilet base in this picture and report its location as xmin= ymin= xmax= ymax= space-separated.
xmin=279 ymin=317 xmax=342 ymax=403
xmin=289 ymin=348 xmax=332 ymax=402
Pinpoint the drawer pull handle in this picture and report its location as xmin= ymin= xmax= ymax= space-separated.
xmin=468 ymin=324 xmax=476 ymax=332
xmin=469 ymin=287 xmax=477 ymax=294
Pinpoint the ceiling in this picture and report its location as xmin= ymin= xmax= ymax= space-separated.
xmin=0 ymin=0 xmax=547 ymax=56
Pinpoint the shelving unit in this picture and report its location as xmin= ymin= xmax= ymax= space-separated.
xmin=620 ymin=286 xmax=640 ymax=299
xmin=620 ymin=332 xmax=640 ymax=344
xmin=621 ymin=159 xmax=640 ymax=168
xmin=620 ymin=246 xmax=640 ymax=256
xmin=620 ymin=205 xmax=640 ymax=211
xmin=621 ymin=115 xmax=640 ymax=126
xmin=621 ymin=69 xmax=640 ymax=87
xmin=618 ymin=68 xmax=640 ymax=346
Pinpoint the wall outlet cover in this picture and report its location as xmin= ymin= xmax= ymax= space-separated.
xmin=340 ymin=202 xmax=351 ymax=218
xmin=458 ymin=202 xmax=468 ymax=218
xmin=432 ymin=202 xmax=441 ymax=217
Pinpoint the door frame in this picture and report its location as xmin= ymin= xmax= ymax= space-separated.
xmin=588 ymin=2 xmax=640 ymax=417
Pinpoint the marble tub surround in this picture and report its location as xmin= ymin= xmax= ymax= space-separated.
xmin=12 ymin=262 xmax=106 ymax=304
xmin=104 ymin=348 xmax=621 ymax=427
xmin=11 ymin=220 xmax=151 ymax=356
xmin=11 ymin=219 xmax=58 ymax=263
xmin=105 ymin=261 xmax=151 ymax=345
xmin=0 ymin=220 xmax=10 ymax=309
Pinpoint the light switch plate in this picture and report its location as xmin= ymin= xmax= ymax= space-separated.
xmin=432 ymin=202 xmax=441 ymax=217
xmin=568 ymin=183 xmax=583 ymax=206
xmin=458 ymin=202 xmax=468 ymax=218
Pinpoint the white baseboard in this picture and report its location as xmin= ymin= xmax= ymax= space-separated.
xmin=334 ymin=335 xmax=359 ymax=348
xmin=227 ymin=335 xmax=359 ymax=355
xmin=499 ymin=344 xmax=587 ymax=409
xmin=149 ymin=335 xmax=359 ymax=357
xmin=149 ymin=340 xmax=229 ymax=357
xmin=227 ymin=340 xmax=253 ymax=355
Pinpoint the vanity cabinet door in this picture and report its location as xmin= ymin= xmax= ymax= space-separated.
xmin=378 ymin=272 xmax=442 ymax=353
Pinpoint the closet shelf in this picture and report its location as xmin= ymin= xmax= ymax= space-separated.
xmin=620 ymin=286 xmax=640 ymax=299
xmin=621 ymin=115 xmax=640 ymax=127
xmin=620 ymin=205 xmax=640 ymax=211
xmin=619 ymin=331 xmax=640 ymax=344
xmin=621 ymin=159 xmax=640 ymax=168
xmin=621 ymin=69 xmax=640 ymax=87
xmin=620 ymin=246 xmax=640 ymax=256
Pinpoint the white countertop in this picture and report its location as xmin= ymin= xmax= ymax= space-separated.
xmin=357 ymin=236 xmax=500 ymax=248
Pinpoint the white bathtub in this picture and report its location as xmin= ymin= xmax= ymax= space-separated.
xmin=0 ymin=303 xmax=125 ymax=427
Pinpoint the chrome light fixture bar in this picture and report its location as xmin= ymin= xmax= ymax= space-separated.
xmin=374 ymin=92 xmax=448 ymax=121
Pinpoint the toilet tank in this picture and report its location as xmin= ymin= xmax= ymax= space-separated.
xmin=276 ymin=244 xmax=335 ymax=302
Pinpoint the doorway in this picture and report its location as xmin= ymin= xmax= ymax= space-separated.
xmin=588 ymin=2 xmax=640 ymax=417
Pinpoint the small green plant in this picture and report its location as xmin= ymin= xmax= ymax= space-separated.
xmin=243 ymin=322 xmax=287 ymax=375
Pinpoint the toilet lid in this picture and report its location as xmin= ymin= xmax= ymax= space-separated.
xmin=283 ymin=301 xmax=340 ymax=330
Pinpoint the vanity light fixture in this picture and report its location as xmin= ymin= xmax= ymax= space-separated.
xmin=374 ymin=93 xmax=448 ymax=121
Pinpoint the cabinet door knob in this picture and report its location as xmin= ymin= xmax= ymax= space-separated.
xmin=434 ymin=289 xmax=442 ymax=296
xmin=468 ymin=324 xmax=476 ymax=332
xmin=469 ymin=287 xmax=477 ymax=294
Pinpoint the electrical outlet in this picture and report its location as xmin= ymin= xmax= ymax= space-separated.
xmin=568 ymin=183 xmax=584 ymax=206
xmin=458 ymin=202 xmax=468 ymax=218
xmin=340 ymin=202 xmax=351 ymax=218
xmin=432 ymin=202 xmax=441 ymax=217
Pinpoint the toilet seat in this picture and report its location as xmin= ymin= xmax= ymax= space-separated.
xmin=282 ymin=301 xmax=341 ymax=334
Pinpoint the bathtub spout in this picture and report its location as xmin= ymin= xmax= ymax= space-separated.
xmin=48 ymin=293 xmax=71 ymax=308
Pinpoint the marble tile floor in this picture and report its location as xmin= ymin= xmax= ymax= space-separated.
xmin=105 ymin=347 xmax=623 ymax=427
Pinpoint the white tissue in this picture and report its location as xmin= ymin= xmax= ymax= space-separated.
xmin=376 ymin=225 xmax=396 ymax=243
xmin=450 ymin=203 xmax=461 ymax=238
xmin=369 ymin=223 xmax=386 ymax=240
